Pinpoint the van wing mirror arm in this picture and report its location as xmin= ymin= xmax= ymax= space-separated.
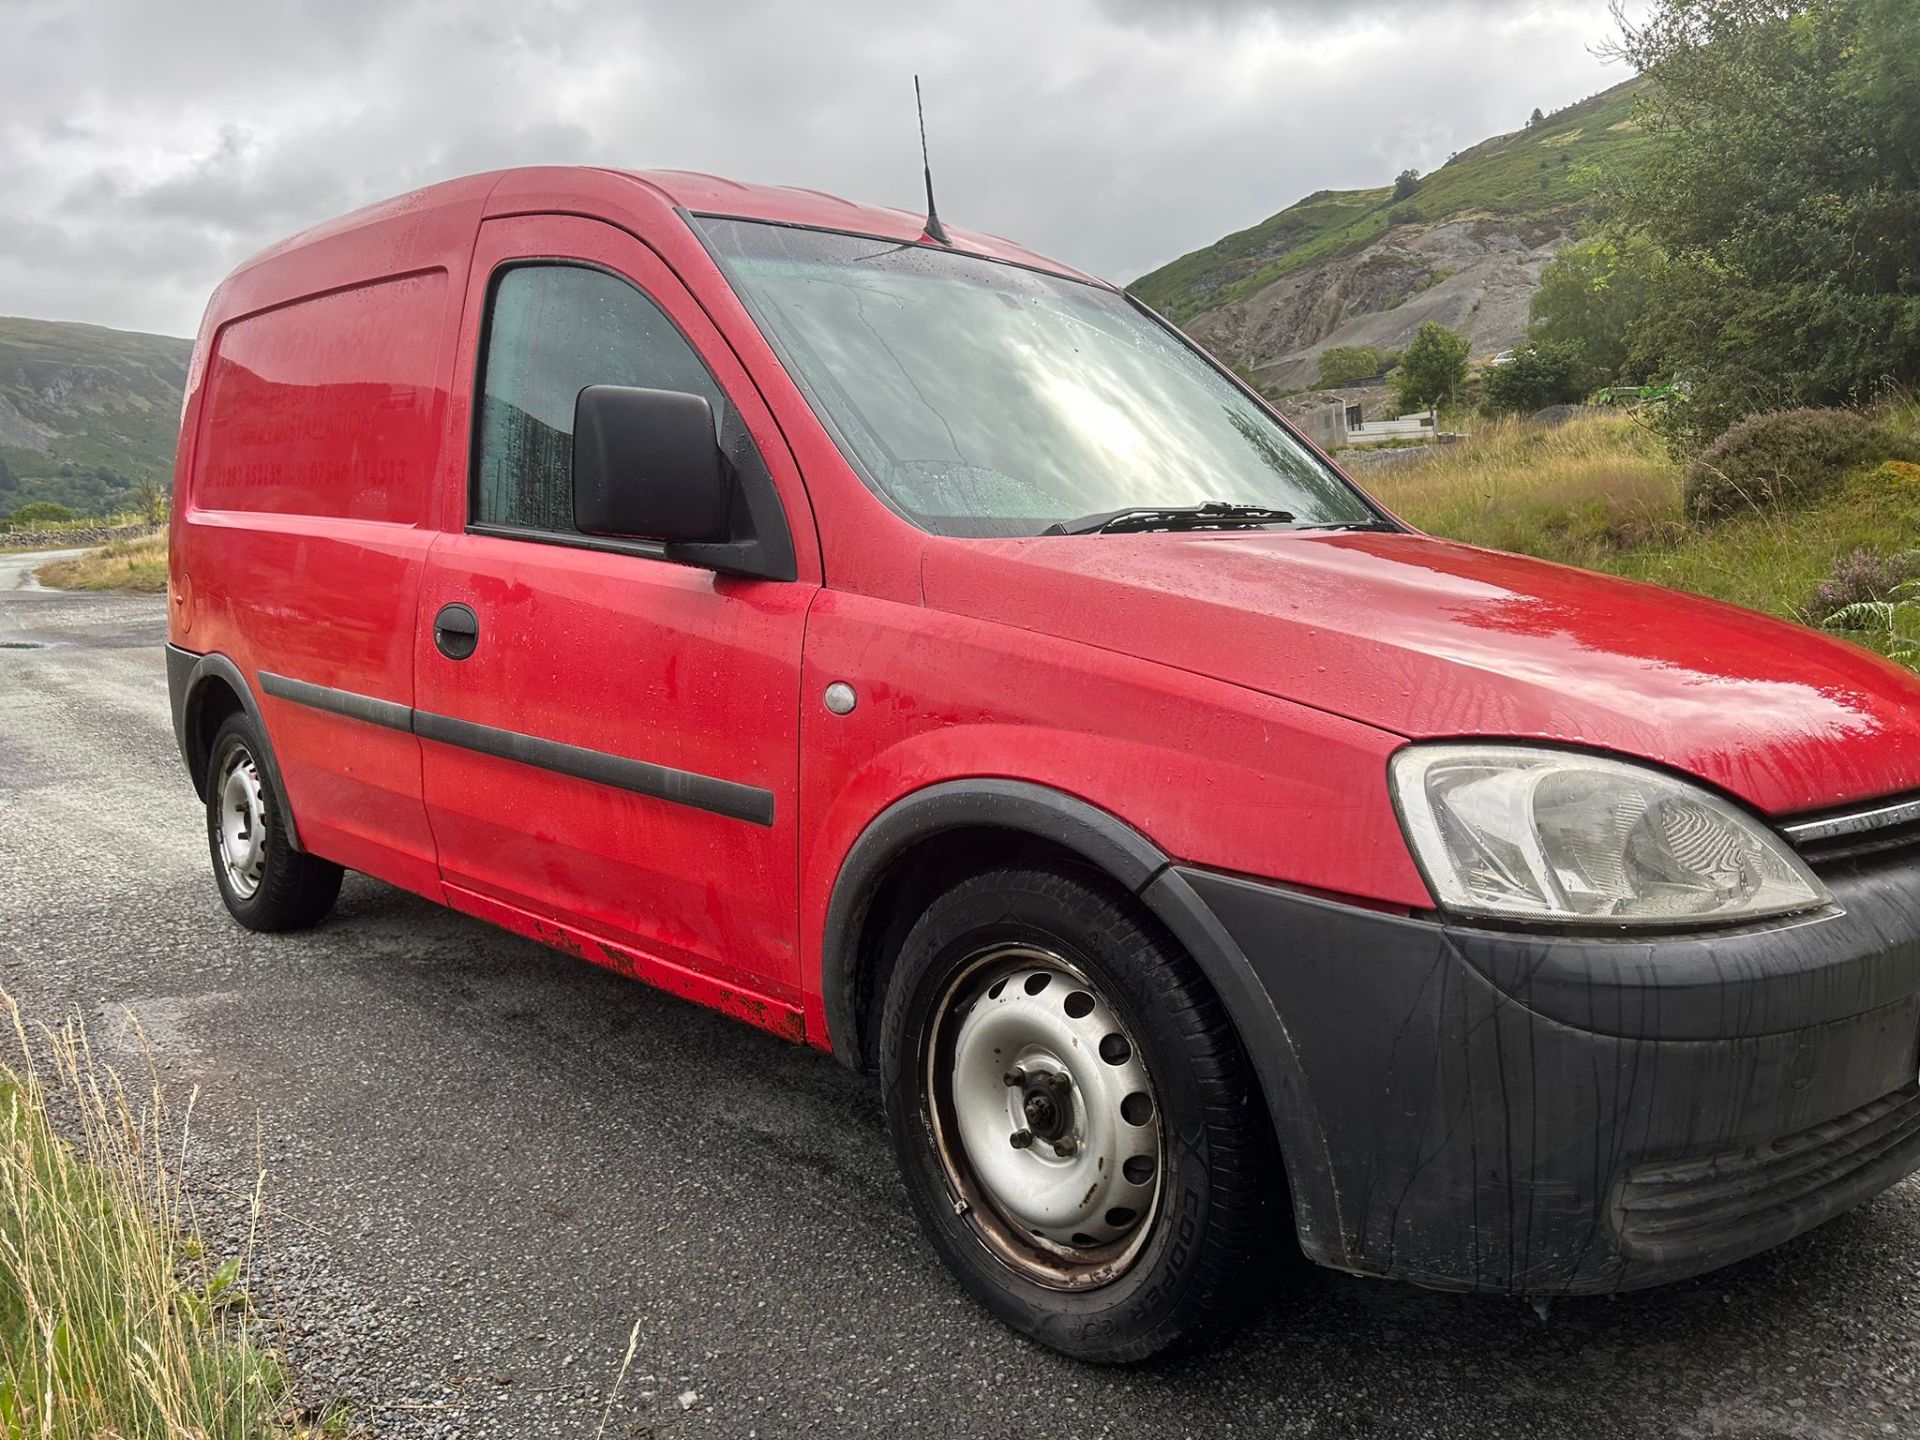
xmin=667 ymin=427 xmax=797 ymax=582
xmin=665 ymin=536 xmax=787 ymax=581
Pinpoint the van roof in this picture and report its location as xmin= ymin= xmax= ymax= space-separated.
xmin=227 ymin=166 xmax=1105 ymax=294
xmin=614 ymin=168 xmax=1104 ymax=285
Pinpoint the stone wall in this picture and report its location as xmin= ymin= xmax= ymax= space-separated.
xmin=0 ymin=522 xmax=160 ymax=551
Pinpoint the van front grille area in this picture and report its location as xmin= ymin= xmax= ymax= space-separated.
xmin=1782 ymin=792 xmax=1920 ymax=871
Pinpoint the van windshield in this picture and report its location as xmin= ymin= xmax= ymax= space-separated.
xmin=693 ymin=217 xmax=1381 ymax=539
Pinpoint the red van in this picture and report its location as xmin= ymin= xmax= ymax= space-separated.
xmin=167 ymin=167 xmax=1920 ymax=1361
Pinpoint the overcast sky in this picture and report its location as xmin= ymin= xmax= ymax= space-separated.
xmin=1 ymin=1 xmax=1636 ymax=339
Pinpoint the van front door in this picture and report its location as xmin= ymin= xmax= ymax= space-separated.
xmin=413 ymin=215 xmax=818 ymax=1026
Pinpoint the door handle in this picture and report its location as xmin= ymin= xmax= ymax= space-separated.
xmin=433 ymin=603 xmax=479 ymax=660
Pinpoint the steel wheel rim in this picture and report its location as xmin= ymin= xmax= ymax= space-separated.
xmin=216 ymin=745 xmax=267 ymax=900
xmin=924 ymin=943 xmax=1164 ymax=1291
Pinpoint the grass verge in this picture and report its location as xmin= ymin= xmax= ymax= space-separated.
xmin=0 ymin=996 xmax=315 ymax=1439
xmin=34 ymin=531 xmax=168 ymax=593
xmin=1364 ymin=410 xmax=1920 ymax=627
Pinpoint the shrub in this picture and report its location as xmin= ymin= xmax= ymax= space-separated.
xmin=1484 ymin=341 xmax=1586 ymax=414
xmin=1392 ymin=168 xmax=1421 ymax=201
xmin=1683 ymin=408 xmax=1918 ymax=521
xmin=1316 ymin=346 xmax=1387 ymax=387
xmin=8 ymin=500 xmax=74 ymax=525
xmin=1805 ymin=547 xmax=1920 ymax=624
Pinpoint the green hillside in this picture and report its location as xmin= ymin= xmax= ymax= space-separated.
xmin=0 ymin=316 xmax=191 ymax=517
xmin=1130 ymin=78 xmax=1652 ymax=325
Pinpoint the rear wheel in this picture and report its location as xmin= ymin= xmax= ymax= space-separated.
xmin=205 ymin=713 xmax=342 ymax=931
xmin=880 ymin=865 xmax=1275 ymax=1362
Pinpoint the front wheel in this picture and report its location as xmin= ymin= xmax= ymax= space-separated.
xmin=205 ymin=713 xmax=343 ymax=931
xmin=879 ymin=866 xmax=1276 ymax=1363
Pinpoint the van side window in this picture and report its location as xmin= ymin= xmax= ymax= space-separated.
xmin=473 ymin=264 xmax=735 ymax=534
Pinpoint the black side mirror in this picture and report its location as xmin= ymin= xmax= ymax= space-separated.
xmin=573 ymin=385 xmax=730 ymax=543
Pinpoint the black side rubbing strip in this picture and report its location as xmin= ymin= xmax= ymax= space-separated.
xmin=411 ymin=711 xmax=774 ymax=826
xmin=257 ymin=672 xmax=774 ymax=827
xmin=259 ymin=672 xmax=413 ymax=732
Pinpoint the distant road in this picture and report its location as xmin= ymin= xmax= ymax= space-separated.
xmin=1 ymin=566 xmax=1915 ymax=1438
xmin=0 ymin=546 xmax=83 ymax=595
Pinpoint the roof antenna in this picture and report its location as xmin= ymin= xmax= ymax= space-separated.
xmin=914 ymin=75 xmax=952 ymax=246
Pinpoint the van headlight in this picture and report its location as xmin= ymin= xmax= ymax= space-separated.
xmin=1390 ymin=745 xmax=1830 ymax=926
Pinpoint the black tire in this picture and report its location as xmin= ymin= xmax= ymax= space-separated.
xmin=204 ymin=712 xmax=342 ymax=931
xmin=879 ymin=865 xmax=1275 ymax=1363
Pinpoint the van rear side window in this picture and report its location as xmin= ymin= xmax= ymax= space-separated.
xmin=195 ymin=271 xmax=447 ymax=523
xmin=473 ymin=265 xmax=734 ymax=535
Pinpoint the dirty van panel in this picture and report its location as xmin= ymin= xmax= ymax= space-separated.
xmin=196 ymin=272 xmax=447 ymax=523
xmin=413 ymin=213 xmax=815 ymax=1003
xmin=186 ymin=270 xmax=453 ymax=896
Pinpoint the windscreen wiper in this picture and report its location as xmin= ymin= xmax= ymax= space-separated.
xmin=1289 ymin=519 xmax=1401 ymax=533
xmin=1044 ymin=501 xmax=1297 ymax=536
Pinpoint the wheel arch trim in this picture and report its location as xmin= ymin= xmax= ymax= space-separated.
xmin=819 ymin=777 xmax=1346 ymax=1263
xmin=820 ymin=779 xmax=1165 ymax=1070
xmin=165 ymin=644 xmax=306 ymax=852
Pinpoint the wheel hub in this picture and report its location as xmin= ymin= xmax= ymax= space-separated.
xmin=217 ymin=747 xmax=267 ymax=900
xmin=1007 ymin=1066 xmax=1075 ymax=1147
xmin=931 ymin=948 xmax=1164 ymax=1284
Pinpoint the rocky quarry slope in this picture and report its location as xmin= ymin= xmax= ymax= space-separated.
xmin=1130 ymin=78 xmax=1649 ymax=395
xmin=1188 ymin=214 xmax=1571 ymax=392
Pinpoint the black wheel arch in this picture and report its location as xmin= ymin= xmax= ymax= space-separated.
xmin=166 ymin=644 xmax=306 ymax=851
xmin=820 ymin=779 xmax=1344 ymax=1260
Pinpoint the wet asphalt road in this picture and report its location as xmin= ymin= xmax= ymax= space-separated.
xmin=3 ymin=548 xmax=1920 ymax=1439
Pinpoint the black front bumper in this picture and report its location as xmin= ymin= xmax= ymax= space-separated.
xmin=1177 ymin=860 xmax=1920 ymax=1295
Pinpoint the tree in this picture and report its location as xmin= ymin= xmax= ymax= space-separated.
xmin=1527 ymin=231 xmax=1666 ymax=392
xmin=1484 ymin=341 xmax=1587 ymax=413
xmin=1316 ymin=346 xmax=1387 ymax=387
xmin=1529 ymin=107 xmax=1546 ymax=127
xmin=1392 ymin=168 xmax=1422 ymax=202
xmin=0 ymin=455 xmax=14 ymax=492
xmin=1608 ymin=0 xmax=1920 ymax=438
xmin=1393 ymin=323 xmax=1471 ymax=411
xmin=133 ymin=477 xmax=169 ymax=526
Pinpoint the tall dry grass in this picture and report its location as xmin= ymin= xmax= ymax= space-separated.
xmin=1363 ymin=412 xmax=1685 ymax=564
xmin=1356 ymin=407 xmax=1920 ymax=624
xmin=35 ymin=532 xmax=169 ymax=594
xmin=0 ymin=995 xmax=295 ymax=1439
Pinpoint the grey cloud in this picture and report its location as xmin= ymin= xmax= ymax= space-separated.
xmin=1095 ymin=0 xmax=1558 ymax=24
xmin=0 ymin=0 xmax=1629 ymax=336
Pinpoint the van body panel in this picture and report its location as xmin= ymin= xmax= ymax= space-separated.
xmin=919 ymin=528 xmax=1920 ymax=818
xmin=409 ymin=212 xmax=817 ymax=998
xmin=794 ymin=587 xmax=1431 ymax=1041
xmin=416 ymin=530 xmax=812 ymax=997
xmin=175 ymin=182 xmax=487 ymax=887
xmin=444 ymin=883 xmax=805 ymax=1041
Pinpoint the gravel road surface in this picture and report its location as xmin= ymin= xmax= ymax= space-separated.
xmin=3 ymin=547 xmax=1918 ymax=1438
